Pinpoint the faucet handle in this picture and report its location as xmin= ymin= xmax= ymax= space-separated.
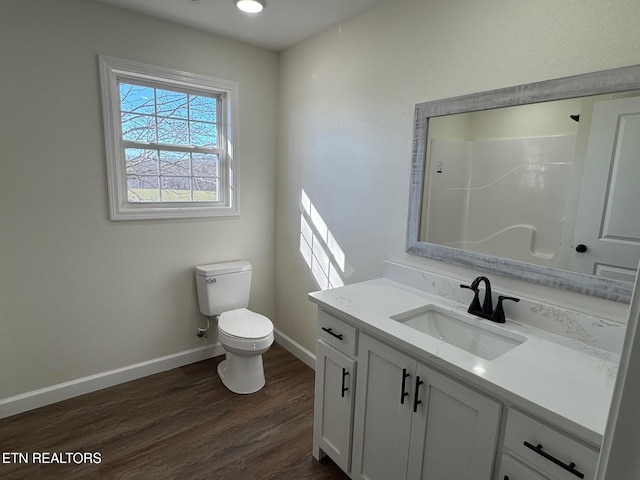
xmin=460 ymin=284 xmax=482 ymax=314
xmin=492 ymin=295 xmax=520 ymax=323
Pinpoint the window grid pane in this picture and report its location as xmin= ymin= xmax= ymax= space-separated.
xmin=126 ymin=149 xmax=219 ymax=203
xmin=119 ymin=81 xmax=221 ymax=204
xmin=127 ymin=175 xmax=159 ymax=202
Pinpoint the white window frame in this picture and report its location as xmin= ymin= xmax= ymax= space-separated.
xmin=99 ymin=55 xmax=239 ymax=220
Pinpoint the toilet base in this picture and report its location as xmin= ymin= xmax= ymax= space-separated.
xmin=217 ymin=352 xmax=266 ymax=394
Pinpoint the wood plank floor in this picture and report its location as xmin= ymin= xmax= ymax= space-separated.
xmin=0 ymin=344 xmax=350 ymax=480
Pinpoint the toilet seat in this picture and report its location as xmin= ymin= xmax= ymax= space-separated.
xmin=218 ymin=329 xmax=274 ymax=354
xmin=218 ymin=308 xmax=273 ymax=339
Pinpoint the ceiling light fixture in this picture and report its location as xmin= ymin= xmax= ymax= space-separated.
xmin=236 ymin=0 xmax=265 ymax=13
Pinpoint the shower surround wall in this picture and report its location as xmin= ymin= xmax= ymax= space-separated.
xmin=425 ymin=134 xmax=575 ymax=267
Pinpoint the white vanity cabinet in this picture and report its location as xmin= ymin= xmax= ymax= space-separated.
xmin=351 ymin=333 xmax=501 ymax=480
xmin=499 ymin=409 xmax=600 ymax=480
xmin=311 ymin=304 xmax=603 ymax=480
xmin=313 ymin=311 xmax=357 ymax=473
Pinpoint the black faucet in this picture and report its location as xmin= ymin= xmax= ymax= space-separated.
xmin=460 ymin=276 xmax=520 ymax=323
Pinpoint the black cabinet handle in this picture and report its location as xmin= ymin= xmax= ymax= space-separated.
xmin=400 ymin=369 xmax=410 ymax=404
xmin=575 ymin=244 xmax=587 ymax=253
xmin=341 ymin=368 xmax=349 ymax=398
xmin=321 ymin=327 xmax=343 ymax=340
xmin=523 ymin=441 xmax=584 ymax=479
xmin=503 ymin=476 xmax=509 ymax=480
xmin=413 ymin=376 xmax=424 ymax=412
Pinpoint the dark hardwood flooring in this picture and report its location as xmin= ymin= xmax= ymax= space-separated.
xmin=0 ymin=344 xmax=349 ymax=480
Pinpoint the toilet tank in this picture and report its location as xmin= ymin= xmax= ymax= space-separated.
xmin=195 ymin=261 xmax=252 ymax=316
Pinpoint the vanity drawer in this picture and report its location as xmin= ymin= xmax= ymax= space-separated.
xmin=500 ymin=454 xmax=550 ymax=480
xmin=317 ymin=309 xmax=357 ymax=355
xmin=504 ymin=409 xmax=599 ymax=480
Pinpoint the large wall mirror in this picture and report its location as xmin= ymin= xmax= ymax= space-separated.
xmin=407 ymin=64 xmax=640 ymax=302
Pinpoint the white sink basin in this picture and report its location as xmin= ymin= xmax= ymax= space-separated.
xmin=391 ymin=305 xmax=526 ymax=360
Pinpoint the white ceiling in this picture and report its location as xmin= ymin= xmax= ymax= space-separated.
xmin=92 ymin=0 xmax=388 ymax=52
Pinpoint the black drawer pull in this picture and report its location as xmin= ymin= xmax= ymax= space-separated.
xmin=413 ymin=376 xmax=424 ymax=412
xmin=321 ymin=327 xmax=343 ymax=340
xmin=523 ymin=441 xmax=584 ymax=479
xmin=504 ymin=476 xmax=509 ymax=480
xmin=341 ymin=368 xmax=349 ymax=398
xmin=400 ymin=369 xmax=410 ymax=404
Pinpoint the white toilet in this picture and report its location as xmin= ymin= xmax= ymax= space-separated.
xmin=195 ymin=261 xmax=274 ymax=394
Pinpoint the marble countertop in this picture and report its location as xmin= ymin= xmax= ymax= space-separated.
xmin=309 ymin=277 xmax=619 ymax=447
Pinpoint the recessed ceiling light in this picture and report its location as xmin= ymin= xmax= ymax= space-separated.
xmin=236 ymin=0 xmax=265 ymax=14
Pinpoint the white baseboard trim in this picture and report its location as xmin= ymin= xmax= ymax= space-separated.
xmin=0 ymin=343 xmax=225 ymax=420
xmin=1 ymin=332 xmax=317 ymax=420
xmin=274 ymin=329 xmax=316 ymax=370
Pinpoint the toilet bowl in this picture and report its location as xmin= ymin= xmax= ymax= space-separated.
xmin=216 ymin=308 xmax=274 ymax=394
xmin=194 ymin=261 xmax=274 ymax=394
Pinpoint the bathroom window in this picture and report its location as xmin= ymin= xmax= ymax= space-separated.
xmin=99 ymin=56 xmax=239 ymax=220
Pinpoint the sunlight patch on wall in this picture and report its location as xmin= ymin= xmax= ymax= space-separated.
xmin=299 ymin=189 xmax=345 ymax=290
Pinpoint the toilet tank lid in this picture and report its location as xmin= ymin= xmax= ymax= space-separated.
xmin=195 ymin=261 xmax=252 ymax=277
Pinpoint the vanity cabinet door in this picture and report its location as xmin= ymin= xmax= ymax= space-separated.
xmin=351 ymin=333 xmax=415 ymax=480
xmin=406 ymin=362 xmax=501 ymax=480
xmin=352 ymin=333 xmax=502 ymax=480
xmin=313 ymin=340 xmax=356 ymax=473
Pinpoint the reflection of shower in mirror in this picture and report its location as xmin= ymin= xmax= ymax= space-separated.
xmin=423 ymin=134 xmax=574 ymax=268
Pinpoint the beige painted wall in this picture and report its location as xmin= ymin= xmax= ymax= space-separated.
xmin=276 ymin=0 xmax=640 ymax=355
xmin=0 ymin=0 xmax=278 ymax=399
